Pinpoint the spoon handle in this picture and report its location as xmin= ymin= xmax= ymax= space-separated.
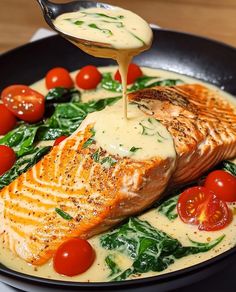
xmin=36 ymin=0 xmax=57 ymax=19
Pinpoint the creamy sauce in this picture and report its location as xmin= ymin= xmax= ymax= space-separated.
xmin=54 ymin=7 xmax=153 ymax=119
xmin=1 ymin=67 xmax=236 ymax=282
xmin=1 ymin=205 xmax=236 ymax=282
xmin=89 ymin=100 xmax=175 ymax=160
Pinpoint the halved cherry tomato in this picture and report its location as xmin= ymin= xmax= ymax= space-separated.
xmin=53 ymin=135 xmax=68 ymax=146
xmin=114 ymin=63 xmax=143 ymax=85
xmin=0 ymin=145 xmax=16 ymax=176
xmin=177 ymin=186 xmax=232 ymax=231
xmin=1 ymin=85 xmax=45 ymax=123
xmin=75 ymin=65 xmax=102 ymax=90
xmin=46 ymin=67 xmax=74 ymax=90
xmin=205 ymin=170 xmax=236 ymax=202
xmin=0 ymin=104 xmax=17 ymax=135
xmin=53 ymin=238 xmax=95 ymax=276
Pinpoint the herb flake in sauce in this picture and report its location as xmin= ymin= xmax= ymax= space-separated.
xmin=129 ymin=146 xmax=142 ymax=153
xmin=88 ymin=23 xmax=113 ymax=36
xmin=55 ymin=208 xmax=73 ymax=220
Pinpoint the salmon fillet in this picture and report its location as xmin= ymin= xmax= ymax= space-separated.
xmin=1 ymin=83 xmax=236 ymax=265
xmin=128 ymin=84 xmax=236 ymax=186
xmin=0 ymin=123 xmax=175 ymax=265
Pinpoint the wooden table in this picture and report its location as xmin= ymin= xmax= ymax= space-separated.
xmin=0 ymin=0 xmax=236 ymax=53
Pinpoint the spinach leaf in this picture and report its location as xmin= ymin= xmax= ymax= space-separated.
xmin=129 ymin=76 xmax=157 ymax=91
xmin=105 ymin=255 xmax=121 ymax=277
xmin=35 ymin=127 xmax=66 ymax=141
xmin=0 ymin=146 xmax=51 ymax=190
xmin=45 ymin=87 xmax=81 ymax=103
xmin=0 ymin=124 xmax=39 ymax=157
xmin=101 ymin=73 xmax=122 ymax=93
xmin=129 ymin=76 xmax=183 ymax=92
xmin=100 ymin=217 xmax=224 ymax=281
xmin=222 ymin=160 xmax=236 ymax=176
xmin=41 ymin=96 xmax=122 ymax=141
xmin=101 ymin=73 xmax=183 ymax=93
xmin=157 ymin=195 xmax=178 ymax=220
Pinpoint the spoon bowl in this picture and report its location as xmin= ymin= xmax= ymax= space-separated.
xmin=37 ymin=0 xmax=114 ymax=48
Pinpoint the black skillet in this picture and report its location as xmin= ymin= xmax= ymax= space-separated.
xmin=0 ymin=29 xmax=236 ymax=292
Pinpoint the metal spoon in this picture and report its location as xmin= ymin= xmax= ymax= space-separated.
xmin=36 ymin=0 xmax=114 ymax=48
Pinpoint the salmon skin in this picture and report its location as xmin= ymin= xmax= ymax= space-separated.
xmin=1 ymin=84 xmax=236 ymax=265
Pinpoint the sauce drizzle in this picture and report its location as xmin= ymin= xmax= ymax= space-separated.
xmin=54 ymin=7 xmax=153 ymax=119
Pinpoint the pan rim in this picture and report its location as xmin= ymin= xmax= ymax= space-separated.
xmin=0 ymin=27 xmax=235 ymax=288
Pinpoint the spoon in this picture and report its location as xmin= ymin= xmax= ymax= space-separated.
xmin=36 ymin=0 xmax=114 ymax=48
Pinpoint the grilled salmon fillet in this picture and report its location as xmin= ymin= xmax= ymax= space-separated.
xmin=0 ymin=122 xmax=175 ymax=265
xmin=1 ymin=83 xmax=236 ymax=265
xmin=128 ymin=84 xmax=236 ymax=186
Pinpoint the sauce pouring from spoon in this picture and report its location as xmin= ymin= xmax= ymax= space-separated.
xmin=37 ymin=0 xmax=153 ymax=119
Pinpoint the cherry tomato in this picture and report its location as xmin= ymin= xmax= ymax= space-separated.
xmin=75 ymin=65 xmax=102 ymax=90
xmin=114 ymin=63 xmax=143 ymax=85
xmin=0 ymin=145 xmax=16 ymax=176
xmin=53 ymin=136 xmax=68 ymax=146
xmin=205 ymin=170 xmax=236 ymax=202
xmin=177 ymin=186 xmax=232 ymax=231
xmin=53 ymin=238 xmax=95 ymax=276
xmin=46 ymin=67 xmax=74 ymax=90
xmin=1 ymin=85 xmax=45 ymax=123
xmin=0 ymin=104 xmax=17 ymax=135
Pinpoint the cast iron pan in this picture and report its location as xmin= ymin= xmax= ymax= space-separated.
xmin=0 ymin=29 xmax=236 ymax=292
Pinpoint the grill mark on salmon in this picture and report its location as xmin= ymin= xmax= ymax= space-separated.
xmin=1 ymin=83 xmax=236 ymax=265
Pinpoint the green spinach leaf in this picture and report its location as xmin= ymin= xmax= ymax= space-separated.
xmin=45 ymin=87 xmax=81 ymax=103
xmin=105 ymin=255 xmax=121 ymax=277
xmin=101 ymin=73 xmax=123 ymax=93
xmin=0 ymin=146 xmax=51 ymax=190
xmin=157 ymin=195 xmax=178 ymax=220
xmin=0 ymin=124 xmax=39 ymax=157
xmin=222 ymin=160 xmax=236 ymax=176
xmin=100 ymin=217 xmax=224 ymax=281
xmin=101 ymin=73 xmax=183 ymax=93
xmin=41 ymin=96 xmax=122 ymax=141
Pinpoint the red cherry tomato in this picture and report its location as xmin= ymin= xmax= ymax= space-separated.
xmin=0 ymin=104 xmax=17 ymax=135
xmin=1 ymin=85 xmax=45 ymax=123
xmin=0 ymin=145 xmax=16 ymax=176
xmin=46 ymin=67 xmax=74 ymax=90
xmin=114 ymin=63 xmax=143 ymax=85
xmin=177 ymin=186 xmax=232 ymax=231
xmin=53 ymin=136 xmax=68 ymax=146
xmin=53 ymin=238 xmax=95 ymax=276
xmin=205 ymin=170 xmax=236 ymax=202
xmin=75 ymin=65 xmax=102 ymax=90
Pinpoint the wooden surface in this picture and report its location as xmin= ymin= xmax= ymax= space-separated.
xmin=0 ymin=0 xmax=236 ymax=53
